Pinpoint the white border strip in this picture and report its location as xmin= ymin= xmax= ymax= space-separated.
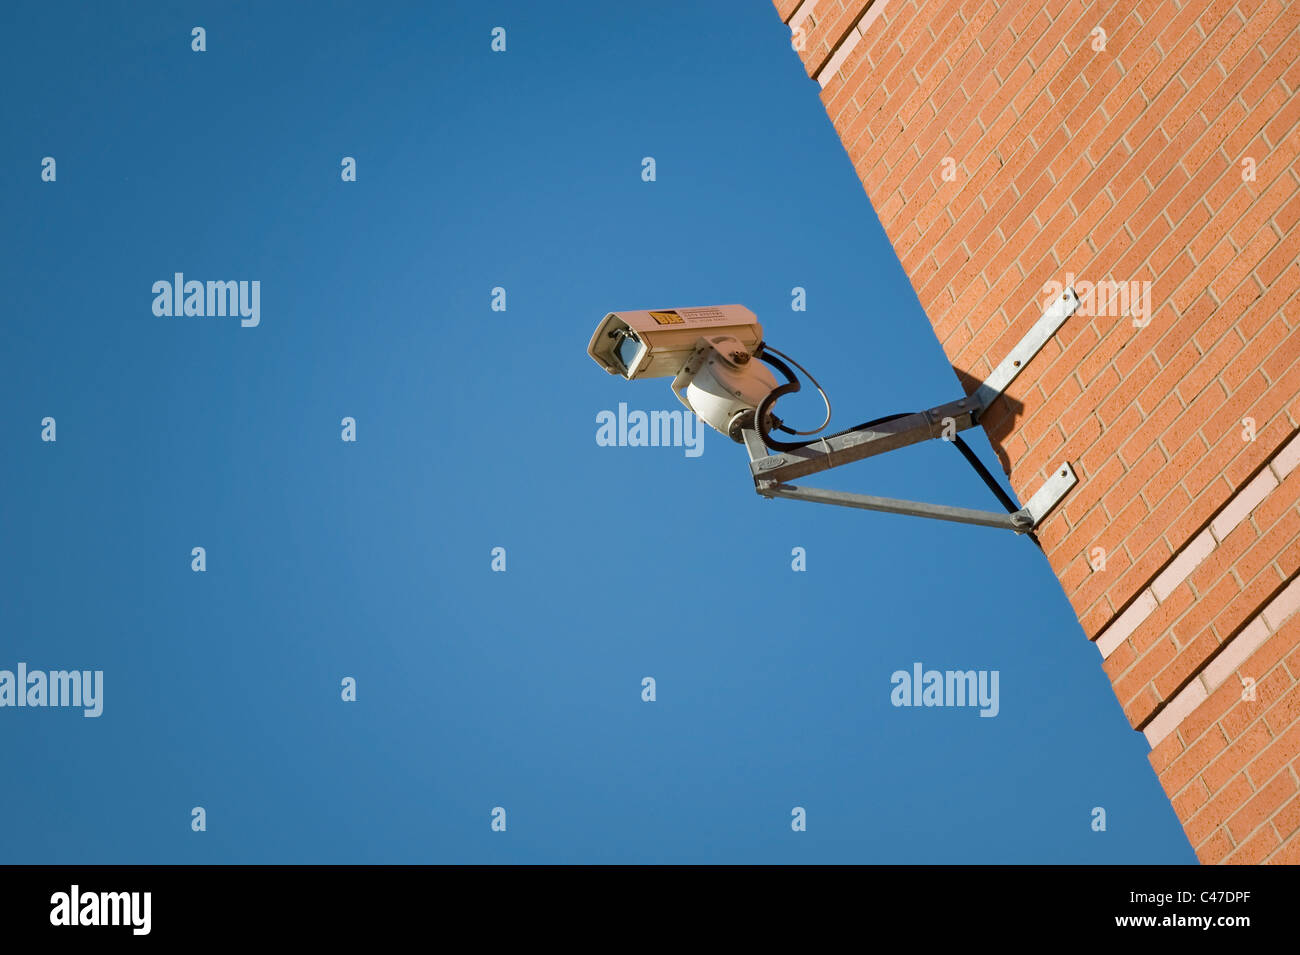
xmin=788 ymin=0 xmax=818 ymax=31
xmin=814 ymin=0 xmax=890 ymax=89
xmin=1144 ymin=578 xmax=1300 ymax=746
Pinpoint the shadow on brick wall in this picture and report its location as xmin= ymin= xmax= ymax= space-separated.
xmin=948 ymin=364 xmax=1023 ymax=479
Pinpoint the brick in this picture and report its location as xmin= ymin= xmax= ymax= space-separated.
xmin=1201 ymin=618 xmax=1272 ymax=694
xmin=1197 ymin=827 xmax=1235 ymax=864
xmin=1133 ymin=580 xmax=1195 ymax=655
xmin=1144 ymin=678 xmax=1208 ymax=747
xmin=1223 ymin=666 xmax=1292 ymax=738
xmin=1202 ymin=719 xmax=1274 ymax=795
xmin=1237 ymin=509 xmax=1300 ymax=585
xmin=1267 ymin=835 xmax=1300 ymax=864
xmin=1096 ymin=589 xmax=1157 ymax=655
xmin=1262 ymin=676 xmax=1300 ymax=736
xmin=1214 ymin=578 xmax=1290 ymax=659
xmin=1152 ymin=530 xmax=1217 ymax=601
xmin=1161 ymin=724 xmax=1230 ymax=795
xmin=1173 ymin=777 xmax=1211 ymax=818
xmin=1255 ymin=454 xmax=1300 ymax=529
xmin=1262 ymin=576 xmax=1300 ymax=632
xmin=1180 ymin=672 xmax=1249 ymax=747
xmin=1271 ymin=789 xmax=1300 ymax=841
xmin=1225 ymin=824 xmax=1281 ymax=864
xmin=1185 ymin=771 xmax=1254 ymax=848
xmin=1149 ymin=725 xmax=1186 ymax=775
xmin=1226 ymin=770 xmax=1297 ymax=843
xmin=1154 ymin=629 xmax=1219 ymax=701
xmin=1247 ymin=720 xmax=1300 ymax=790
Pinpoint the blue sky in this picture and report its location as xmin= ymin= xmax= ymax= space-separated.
xmin=0 ymin=0 xmax=1194 ymax=863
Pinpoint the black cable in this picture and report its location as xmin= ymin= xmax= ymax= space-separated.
xmin=952 ymin=435 xmax=1044 ymax=551
xmin=951 ymin=435 xmax=1019 ymax=514
xmin=755 ymin=349 xmax=914 ymax=451
xmin=752 ymin=350 xmax=806 ymax=451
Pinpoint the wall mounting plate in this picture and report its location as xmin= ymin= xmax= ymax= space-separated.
xmin=1018 ymin=461 xmax=1077 ymax=527
xmin=972 ymin=287 xmax=1080 ymax=415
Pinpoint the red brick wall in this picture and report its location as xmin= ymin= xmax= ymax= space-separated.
xmin=774 ymin=0 xmax=1300 ymax=862
xmin=1152 ymin=613 xmax=1300 ymax=863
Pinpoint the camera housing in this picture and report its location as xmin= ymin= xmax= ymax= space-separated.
xmin=587 ymin=305 xmax=765 ymax=380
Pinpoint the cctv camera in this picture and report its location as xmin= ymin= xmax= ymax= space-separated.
xmin=588 ymin=305 xmax=780 ymax=441
xmin=587 ymin=305 xmax=765 ymax=379
xmin=588 ymin=290 xmax=1081 ymax=538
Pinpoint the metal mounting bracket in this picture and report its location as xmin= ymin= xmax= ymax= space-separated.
xmin=1019 ymin=461 xmax=1077 ymax=526
xmin=753 ymin=460 xmax=1074 ymax=533
xmin=742 ymin=289 xmax=1081 ymax=535
xmin=754 ymin=480 xmax=1038 ymax=532
xmin=973 ymin=287 xmax=1080 ymax=415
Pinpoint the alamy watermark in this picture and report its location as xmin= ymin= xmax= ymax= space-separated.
xmin=596 ymin=402 xmax=704 ymax=457
xmin=0 ymin=663 xmax=103 ymax=717
xmin=50 ymin=885 xmax=150 ymax=935
xmin=890 ymin=662 xmax=999 ymax=717
xmin=152 ymin=273 xmax=260 ymax=327
xmin=1043 ymin=273 xmax=1151 ymax=327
